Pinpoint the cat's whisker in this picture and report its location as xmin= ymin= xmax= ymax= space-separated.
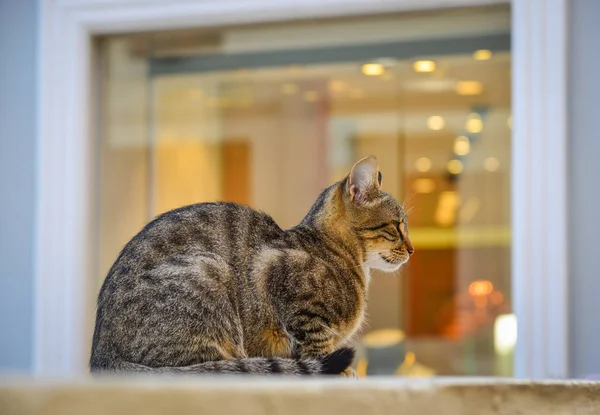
xmin=320 ymin=323 xmax=342 ymax=338
xmin=402 ymin=192 xmax=417 ymax=210
xmin=404 ymin=205 xmax=418 ymax=216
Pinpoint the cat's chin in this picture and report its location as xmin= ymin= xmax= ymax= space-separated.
xmin=365 ymin=252 xmax=407 ymax=273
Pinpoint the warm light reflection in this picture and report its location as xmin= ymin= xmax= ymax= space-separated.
xmin=459 ymin=197 xmax=480 ymax=223
xmin=474 ymin=296 xmax=488 ymax=308
xmin=466 ymin=113 xmax=483 ymax=133
xmin=507 ymin=115 xmax=512 ymax=129
xmin=473 ymin=49 xmax=492 ymax=61
xmin=328 ymin=80 xmax=347 ymax=93
xmin=456 ymin=81 xmax=483 ymax=96
xmin=427 ymin=115 xmax=445 ymax=131
xmin=281 ymin=83 xmax=298 ymax=95
xmin=413 ymin=60 xmax=436 ymax=73
xmin=415 ymin=157 xmax=432 ymax=172
xmin=349 ymin=89 xmax=365 ymax=99
xmin=447 ymin=159 xmax=463 ymax=174
xmin=239 ymin=97 xmax=254 ymax=108
xmin=490 ymin=291 xmax=504 ymax=306
xmin=412 ymin=178 xmax=436 ymax=194
xmin=484 ymin=157 xmax=500 ymax=172
xmin=381 ymin=72 xmax=395 ymax=81
xmin=494 ymin=314 xmax=517 ymax=356
xmin=303 ymin=91 xmax=320 ymax=102
xmin=188 ymin=89 xmax=204 ymax=100
xmin=355 ymin=358 xmax=368 ymax=377
xmin=453 ymin=136 xmax=470 ymax=156
xmin=361 ymin=63 xmax=385 ymax=76
xmin=435 ymin=191 xmax=459 ymax=226
xmin=469 ymin=280 xmax=494 ymax=296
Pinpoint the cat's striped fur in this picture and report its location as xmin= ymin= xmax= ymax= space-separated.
xmin=90 ymin=156 xmax=413 ymax=375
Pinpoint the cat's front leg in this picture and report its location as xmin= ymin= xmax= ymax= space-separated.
xmin=288 ymin=312 xmax=337 ymax=359
xmin=287 ymin=308 xmax=358 ymax=377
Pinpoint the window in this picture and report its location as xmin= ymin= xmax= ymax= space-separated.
xmin=98 ymin=5 xmax=512 ymax=376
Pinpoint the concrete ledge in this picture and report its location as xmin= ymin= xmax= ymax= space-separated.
xmin=1 ymin=377 xmax=600 ymax=415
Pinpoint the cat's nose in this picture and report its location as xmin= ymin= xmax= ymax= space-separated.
xmin=405 ymin=238 xmax=415 ymax=256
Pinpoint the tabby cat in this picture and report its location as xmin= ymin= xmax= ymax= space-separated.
xmin=90 ymin=156 xmax=414 ymax=375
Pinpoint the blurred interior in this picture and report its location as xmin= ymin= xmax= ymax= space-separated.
xmin=97 ymin=5 xmax=513 ymax=376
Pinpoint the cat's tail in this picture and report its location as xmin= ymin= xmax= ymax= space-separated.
xmin=111 ymin=348 xmax=355 ymax=376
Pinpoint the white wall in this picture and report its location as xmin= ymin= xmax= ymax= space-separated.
xmin=0 ymin=0 xmax=37 ymax=372
xmin=568 ymin=0 xmax=600 ymax=379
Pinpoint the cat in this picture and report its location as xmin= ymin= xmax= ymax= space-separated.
xmin=90 ymin=156 xmax=414 ymax=375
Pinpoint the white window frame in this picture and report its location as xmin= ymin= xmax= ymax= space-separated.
xmin=35 ymin=0 xmax=568 ymax=378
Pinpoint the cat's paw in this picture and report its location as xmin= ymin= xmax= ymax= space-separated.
xmin=320 ymin=347 xmax=355 ymax=375
xmin=339 ymin=368 xmax=359 ymax=379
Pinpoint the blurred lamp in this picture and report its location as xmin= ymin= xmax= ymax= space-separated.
xmin=466 ymin=113 xmax=484 ymax=133
xmin=447 ymin=159 xmax=463 ymax=175
xmin=473 ymin=49 xmax=492 ymax=61
xmin=454 ymin=136 xmax=471 ymax=156
xmin=415 ymin=157 xmax=432 ymax=172
xmin=413 ymin=60 xmax=436 ymax=73
xmin=456 ymin=81 xmax=483 ymax=96
xmin=469 ymin=280 xmax=493 ymax=296
xmin=427 ymin=115 xmax=445 ymax=131
xmin=361 ymin=63 xmax=385 ymax=76
xmin=494 ymin=313 xmax=517 ymax=355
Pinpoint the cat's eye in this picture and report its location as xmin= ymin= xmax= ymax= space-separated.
xmin=364 ymin=223 xmax=392 ymax=232
xmin=379 ymin=223 xmax=400 ymax=241
xmin=363 ymin=222 xmax=400 ymax=241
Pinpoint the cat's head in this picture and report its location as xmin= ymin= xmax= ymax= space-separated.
xmin=342 ymin=156 xmax=414 ymax=272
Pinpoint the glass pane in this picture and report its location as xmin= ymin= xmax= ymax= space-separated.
xmin=98 ymin=5 xmax=512 ymax=376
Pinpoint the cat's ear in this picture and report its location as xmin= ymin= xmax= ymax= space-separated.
xmin=348 ymin=156 xmax=381 ymax=204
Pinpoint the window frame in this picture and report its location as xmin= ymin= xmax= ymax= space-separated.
xmin=35 ymin=0 xmax=568 ymax=378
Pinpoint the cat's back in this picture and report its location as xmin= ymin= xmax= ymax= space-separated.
xmin=106 ymin=202 xmax=284 ymax=280
xmin=148 ymin=201 xmax=282 ymax=245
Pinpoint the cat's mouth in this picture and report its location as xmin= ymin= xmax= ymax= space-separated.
xmin=366 ymin=251 xmax=409 ymax=272
xmin=380 ymin=253 xmax=407 ymax=265
xmin=368 ymin=253 xmax=407 ymax=273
